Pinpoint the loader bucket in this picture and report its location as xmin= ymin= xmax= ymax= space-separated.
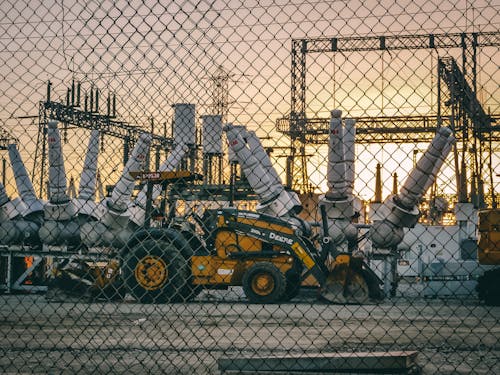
xmin=319 ymin=256 xmax=384 ymax=304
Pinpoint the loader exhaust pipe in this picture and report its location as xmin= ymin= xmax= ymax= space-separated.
xmin=129 ymin=143 xmax=188 ymax=226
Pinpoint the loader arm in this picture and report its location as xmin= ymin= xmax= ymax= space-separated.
xmin=219 ymin=210 xmax=328 ymax=286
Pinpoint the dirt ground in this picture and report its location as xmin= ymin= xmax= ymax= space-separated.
xmin=0 ymin=289 xmax=498 ymax=374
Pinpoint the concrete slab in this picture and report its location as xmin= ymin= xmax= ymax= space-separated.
xmin=218 ymin=351 xmax=420 ymax=374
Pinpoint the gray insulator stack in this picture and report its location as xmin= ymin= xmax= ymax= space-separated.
xmin=43 ymin=121 xmax=75 ymax=220
xmin=325 ymin=109 xmax=349 ymax=199
xmin=225 ymin=125 xmax=301 ymax=217
xmin=0 ymin=145 xmax=44 ymax=245
xmin=225 ymin=124 xmax=282 ymax=203
xmin=47 ymin=121 xmax=70 ymax=205
xmin=78 ymin=129 xmax=100 ymax=201
xmin=109 ymin=132 xmax=152 ymax=213
xmin=399 ymin=126 xmax=454 ymax=209
xmin=40 ymin=128 xmax=102 ymax=247
xmin=8 ymin=144 xmax=44 ymax=215
xmin=39 ymin=121 xmax=79 ymax=246
xmin=319 ymin=110 xmax=359 ymax=247
xmin=370 ymin=127 xmax=455 ymax=248
xmin=343 ymin=118 xmax=356 ymax=195
xmin=245 ymin=130 xmax=302 ymax=215
xmin=80 ymin=133 xmax=152 ymax=248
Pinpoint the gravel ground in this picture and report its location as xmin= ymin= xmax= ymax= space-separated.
xmin=0 ymin=289 xmax=498 ymax=374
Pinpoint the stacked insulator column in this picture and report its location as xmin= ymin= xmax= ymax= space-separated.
xmin=81 ymin=133 xmax=152 ymax=248
xmin=370 ymin=126 xmax=455 ymax=248
xmin=224 ymin=124 xmax=301 ymax=217
xmin=319 ymin=110 xmax=359 ymax=249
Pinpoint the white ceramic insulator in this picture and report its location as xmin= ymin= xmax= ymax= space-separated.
xmin=421 ymin=131 xmax=455 ymax=195
xmin=399 ymin=127 xmax=453 ymax=208
xmin=202 ymin=114 xmax=223 ymax=154
xmin=326 ymin=110 xmax=349 ymax=199
xmin=8 ymin=144 xmax=43 ymax=214
xmin=135 ymin=143 xmax=189 ymax=207
xmin=225 ymin=124 xmax=282 ymax=203
xmin=246 ymin=130 xmax=282 ymax=186
xmin=173 ymin=103 xmax=196 ymax=146
xmin=47 ymin=121 xmax=69 ymax=203
xmin=226 ymin=124 xmax=246 ymax=163
xmin=343 ymin=118 xmax=356 ymax=195
xmin=78 ymin=129 xmax=100 ymax=201
xmin=111 ymin=133 xmax=152 ymax=211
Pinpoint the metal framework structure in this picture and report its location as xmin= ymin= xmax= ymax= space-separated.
xmin=279 ymin=32 xmax=500 ymax=196
xmin=36 ymin=99 xmax=173 ymax=198
xmin=37 ymin=96 xmax=255 ymax=202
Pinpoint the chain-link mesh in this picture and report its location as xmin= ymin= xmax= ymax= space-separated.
xmin=1 ymin=1 xmax=499 ymax=374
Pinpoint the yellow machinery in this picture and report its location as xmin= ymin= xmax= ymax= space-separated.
xmin=476 ymin=208 xmax=500 ymax=306
xmin=120 ymin=208 xmax=384 ymax=304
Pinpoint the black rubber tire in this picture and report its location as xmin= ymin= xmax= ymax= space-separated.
xmin=242 ymin=262 xmax=286 ymax=304
xmin=361 ymin=265 xmax=385 ymax=301
xmin=477 ymin=268 xmax=500 ymax=306
xmin=122 ymin=237 xmax=192 ymax=303
xmin=282 ymin=263 xmax=303 ymax=302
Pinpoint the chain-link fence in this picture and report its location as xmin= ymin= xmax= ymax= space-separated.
xmin=1 ymin=1 xmax=499 ymax=374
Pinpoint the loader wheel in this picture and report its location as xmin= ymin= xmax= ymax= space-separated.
xmin=282 ymin=263 xmax=303 ymax=302
xmin=242 ymin=262 xmax=286 ymax=304
xmin=123 ymin=237 xmax=191 ymax=303
xmin=477 ymin=268 xmax=500 ymax=306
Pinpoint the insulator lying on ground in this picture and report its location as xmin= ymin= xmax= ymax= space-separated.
xmin=370 ymin=127 xmax=455 ymax=248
